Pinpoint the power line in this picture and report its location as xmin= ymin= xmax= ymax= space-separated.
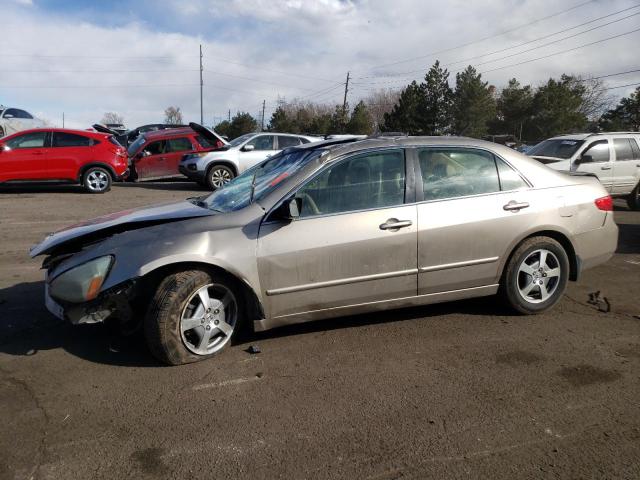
xmin=603 ymin=82 xmax=640 ymax=90
xmin=363 ymin=0 xmax=597 ymax=72
xmin=357 ymin=7 xmax=640 ymax=82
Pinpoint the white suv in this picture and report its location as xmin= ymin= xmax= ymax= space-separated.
xmin=528 ymin=132 xmax=640 ymax=210
xmin=0 ymin=107 xmax=46 ymax=138
xmin=180 ymin=131 xmax=321 ymax=189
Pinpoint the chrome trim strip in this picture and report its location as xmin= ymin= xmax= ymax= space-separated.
xmin=271 ymin=284 xmax=500 ymax=319
xmin=265 ymin=268 xmax=419 ymax=296
xmin=419 ymin=256 xmax=499 ymax=273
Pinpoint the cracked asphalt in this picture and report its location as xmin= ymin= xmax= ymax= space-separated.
xmin=1 ymin=181 xmax=639 ymax=479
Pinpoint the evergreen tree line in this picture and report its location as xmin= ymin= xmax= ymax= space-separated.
xmin=214 ymin=61 xmax=640 ymax=143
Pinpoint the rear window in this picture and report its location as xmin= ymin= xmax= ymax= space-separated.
xmin=53 ymin=132 xmax=92 ymax=147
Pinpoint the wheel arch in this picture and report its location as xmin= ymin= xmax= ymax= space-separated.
xmin=78 ymin=162 xmax=118 ymax=182
xmin=136 ymin=261 xmax=264 ymax=331
xmin=499 ymin=229 xmax=579 ymax=283
xmin=205 ymin=160 xmax=238 ymax=177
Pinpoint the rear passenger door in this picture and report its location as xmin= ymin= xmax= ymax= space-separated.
xmin=240 ymin=135 xmax=277 ymax=171
xmin=276 ymin=135 xmax=302 ymax=150
xmin=573 ymin=140 xmax=614 ymax=192
xmin=414 ymin=147 xmax=533 ymax=296
xmin=50 ymin=132 xmax=93 ymax=180
xmin=612 ymin=137 xmax=640 ymax=195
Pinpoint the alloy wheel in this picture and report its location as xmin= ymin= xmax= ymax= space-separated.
xmin=517 ymin=249 xmax=562 ymax=304
xmin=87 ymin=170 xmax=110 ymax=192
xmin=209 ymin=168 xmax=232 ymax=188
xmin=180 ymin=283 xmax=237 ymax=355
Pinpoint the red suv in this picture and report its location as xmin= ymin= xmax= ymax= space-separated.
xmin=127 ymin=125 xmax=225 ymax=180
xmin=0 ymin=128 xmax=128 ymax=193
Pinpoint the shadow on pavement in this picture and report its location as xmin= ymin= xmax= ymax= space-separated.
xmin=0 ymin=184 xmax=86 ymax=194
xmin=115 ymin=180 xmax=206 ymax=192
xmin=0 ymin=280 xmax=511 ymax=367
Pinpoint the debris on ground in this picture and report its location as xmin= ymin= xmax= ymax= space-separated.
xmin=587 ymin=291 xmax=611 ymax=313
xmin=246 ymin=345 xmax=261 ymax=354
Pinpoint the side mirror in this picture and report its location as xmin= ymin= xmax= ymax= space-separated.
xmin=141 ymin=150 xmax=151 ymax=157
xmin=575 ymin=154 xmax=592 ymax=165
xmin=242 ymin=144 xmax=255 ymax=152
xmin=272 ymin=197 xmax=301 ymax=221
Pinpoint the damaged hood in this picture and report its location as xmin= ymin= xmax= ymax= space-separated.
xmin=30 ymin=200 xmax=215 ymax=257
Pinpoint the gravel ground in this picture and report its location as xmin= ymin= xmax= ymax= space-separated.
xmin=0 ymin=181 xmax=639 ymax=480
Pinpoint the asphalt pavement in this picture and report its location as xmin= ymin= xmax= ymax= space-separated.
xmin=1 ymin=181 xmax=639 ymax=479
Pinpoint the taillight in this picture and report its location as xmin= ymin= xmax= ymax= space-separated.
xmin=595 ymin=195 xmax=613 ymax=211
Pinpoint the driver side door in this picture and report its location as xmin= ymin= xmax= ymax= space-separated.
xmin=256 ymin=148 xmax=418 ymax=323
xmin=135 ymin=140 xmax=166 ymax=179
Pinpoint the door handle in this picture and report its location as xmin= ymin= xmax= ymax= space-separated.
xmin=600 ymin=165 xmax=612 ymax=170
xmin=379 ymin=218 xmax=412 ymax=231
xmin=503 ymin=200 xmax=530 ymax=212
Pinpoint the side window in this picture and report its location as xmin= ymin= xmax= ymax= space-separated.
xmin=580 ymin=140 xmax=609 ymax=163
xmin=4 ymin=108 xmax=19 ymax=118
xmin=53 ymin=132 xmax=92 ymax=147
xmin=144 ymin=140 xmax=165 ymax=155
xmin=166 ymin=137 xmax=193 ymax=153
xmin=196 ymin=135 xmax=215 ymax=148
xmin=296 ymin=150 xmax=405 ymax=217
xmin=5 ymin=132 xmax=47 ymax=149
xmin=631 ymin=138 xmax=640 ymax=159
xmin=247 ymin=135 xmax=274 ymax=151
xmin=496 ymin=158 xmax=528 ymax=190
xmin=277 ymin=135 xmax=301 ymax=149
xmin=613 ymin=138 xmax=634 ymax=161
xmin=418 ymin=148 xmax=500 ymax=201
xmin=15 ymin=109 xmax=33 ymax=119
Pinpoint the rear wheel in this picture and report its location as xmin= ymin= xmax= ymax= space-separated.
xmin=502 ymin=236 xmax=569 ymax=314
xmin=627 ymin=183 xmax=640 ymax=211
xmin=82 ymin=167 xmax=112 ymax=193
xmin=144 ymin=269 xmax=242 ymax=365
xmin=206 ymin=164 xmax=235 ymax=190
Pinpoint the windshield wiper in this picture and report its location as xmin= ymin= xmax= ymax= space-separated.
xmin=249 ymin=167 xmax=262 ymax=204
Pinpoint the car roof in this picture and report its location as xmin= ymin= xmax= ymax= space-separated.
xmin=4 ymin=128 xmax=108 ymax=138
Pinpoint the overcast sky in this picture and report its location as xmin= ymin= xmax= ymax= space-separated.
xmin=1 ymin=0 xmax=639 ymax=129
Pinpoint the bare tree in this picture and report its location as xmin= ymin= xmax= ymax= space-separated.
xmin=100 ymin=112 xmax=124 ymax=125
xmin=164 ymin=106 xmax=184 ymax=125
xmin=362 ymin=88 xmax=402 ymax=131
xmin=569 ymin=76 xmax=614 ymax=121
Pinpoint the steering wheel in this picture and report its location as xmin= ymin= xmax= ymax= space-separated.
xmin=298 ymin=193 xmax=321 ymax=216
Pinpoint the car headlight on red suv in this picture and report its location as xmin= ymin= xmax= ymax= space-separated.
xmin=49 ymin=256 xmax=114 ymax=303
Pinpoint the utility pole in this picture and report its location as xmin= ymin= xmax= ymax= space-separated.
xmin=342 ymin=71 xmax=350 ymax=130
xmin=199 ymin=44 xmax=204 ymax=124
xmin=261 ymin=100 xmax=266 ymax=131
xmin=62 ymin=112 xmax=65 ymax=128
xmin=228 ymin=109 xmax=231 ymax=122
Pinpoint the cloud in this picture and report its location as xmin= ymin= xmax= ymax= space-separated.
xmin=0 ymin=0 xmax=638 ymax=129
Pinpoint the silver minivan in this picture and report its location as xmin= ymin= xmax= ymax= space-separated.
xmin=527 ymin=132 xmax=640 ymax=210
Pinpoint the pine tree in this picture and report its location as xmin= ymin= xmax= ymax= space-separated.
xmin=421 ymin=61 xmax=453 ymax=135
xmin=383 ymin=81 xmax=425 ymax=134
xmin=346 ymin=101 xmax=374 ymax=134
xmin=452 ymin=66 xmax=496 ymax=138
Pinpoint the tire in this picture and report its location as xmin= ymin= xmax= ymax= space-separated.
xmin=627 ymin=183 xmax=640 ymax=211
xmin=144 ymin=269 xmax=242 ymax=365
xmin=206 ymin=164 xmax=235 ymax=190
xmin=501 ymin=236 xmax=569 ymax=315
xmin=82 ymin=166 xmax=112 ymax=193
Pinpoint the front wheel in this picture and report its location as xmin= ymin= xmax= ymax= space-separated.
xmin=206 ymin=164 xmax=235 ymax=190
xmin=144 ymin=270 xmax=242 ymax=365
xmin=82 ymin=167 xmax=112 ymax=193
xmin=502 ymin=236 xmax=569 ymax=314
xmin=627 ymin=183 xmax=640 ymax=211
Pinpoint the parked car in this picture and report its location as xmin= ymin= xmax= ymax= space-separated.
xmin=92 ymin=124 xmax=129 ymax=149
xmin=126 ymin=124 xmax=189 ymax=146
xmin=31 ymin=136 xmax=618 ymax=365
xmin=127 ymin=124 xmax=226 ymax=180
xmin=105 ymin=123 xmax=127 ymax=135
xmin=0 ymin=128 xmax=128 ymax=193
xmin=180 ymin=128 xmax=320 ymax=189
xmin=0 ymin=106 xmax=46 ymax=138
xmin=527 ymin=132 xmax=640 ymax=210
